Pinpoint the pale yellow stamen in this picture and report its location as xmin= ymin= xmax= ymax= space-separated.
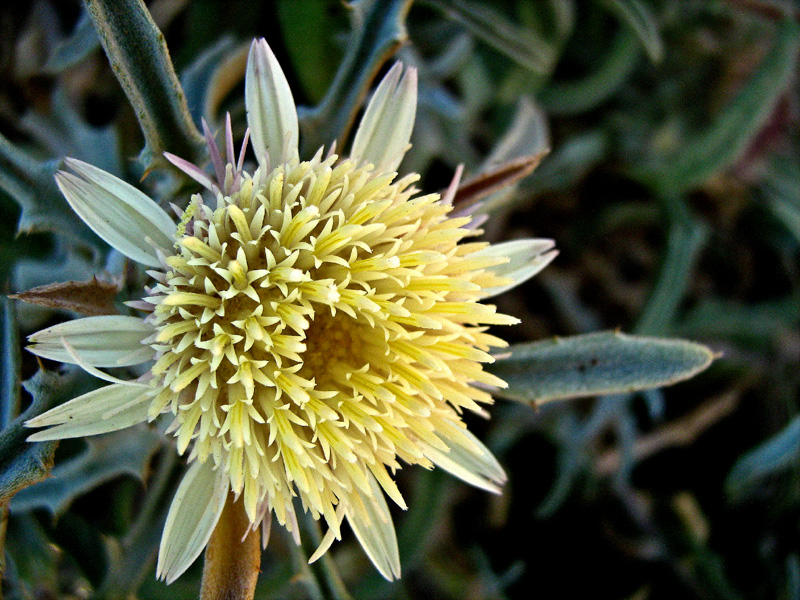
xmin=144 ymin=155 xmax=517 ymax=545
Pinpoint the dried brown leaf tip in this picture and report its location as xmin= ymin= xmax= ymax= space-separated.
xmin=10 ymin=277 xmax=119 ymax=316
xmin=452 ymin=151 xmax=548 ymax=208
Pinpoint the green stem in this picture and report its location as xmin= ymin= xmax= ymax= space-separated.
xmin=83 ymin=0 xmax=206 ymax=171
xmin=299 ymin=0 xmax=413 ymax=156
xmin=287 ymin=532 xmax=325 ymax=600
xmin=305 ymin=517 xmax=354 ymax=600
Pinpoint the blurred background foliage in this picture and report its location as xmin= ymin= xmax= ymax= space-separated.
xmin=0 ymin=0 xmax=798 ymax=598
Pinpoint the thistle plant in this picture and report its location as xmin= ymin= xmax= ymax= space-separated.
xmin=24 ymin=38 xmax=559 ymax=583
xmin=0 ymin=1 xmax=730 ymax=598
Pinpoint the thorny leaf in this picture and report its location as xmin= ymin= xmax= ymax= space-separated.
xmin=0 ymin=133 xmax=98 ymax=245
xmin=0 ymin=368 xmax=90 ymax=506
xmin=10 ymin=427 xmax=162 ymax=517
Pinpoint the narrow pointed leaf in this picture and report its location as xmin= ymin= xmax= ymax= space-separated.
xmin=11 ymin=277 xmax=119 ymax=316
xmin=157 ymin=460 xmax=229 ymax=584
xmin=538 ymin=27 xmax=640 ymax=116
xmin=489 ymin=332 xmax=714 ymax=405
xmin=726 ymin=415 xmax=800 ymax=502
xmin=423 ymin=0 xmax=556 ymax=74
xmin=598 ymin=0 xmax=663 ymax=63
xmin=28 ymin=315 xmax=154 ymax=367
xmin=635 ymin=196 xmax=708 ymax=336
xmin=83 ymin=0 xmax=205 ymax=170
xmin=646 ymin=18 xmax=800 ymax=195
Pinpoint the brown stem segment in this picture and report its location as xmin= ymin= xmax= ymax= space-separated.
xmin=200 ymin=493 xmax=261 ymax=600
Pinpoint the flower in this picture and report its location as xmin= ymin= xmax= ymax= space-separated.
xmin=24 ymin=38 xmax=557 ymax=583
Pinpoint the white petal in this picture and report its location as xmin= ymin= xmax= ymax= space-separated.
xmin=26 ymin=384 xmax=150 ymax=441
xmin=425 ymin=422 xmax=506 ymax=494
xmin=309 ymin=504 xmax=345 ymax=564
xmin=474 ymin=239 xmax=558 ymax=298
xmin=350 ymin=63 xmax=417 ymax=175
xmin=245 ymin=38 xmax=298 ymax=167
xmin=346 ymin=473 xmax=401 ymax=581
xmin=57 ymin=159 xmax=175 ymax=267
xmin=157 ymin=460 xmax=229 ymax=584
xmin=27 ymin=316 xmax=155 ymax=367
xmin=441 ymin=164 xmax=464 ymax=206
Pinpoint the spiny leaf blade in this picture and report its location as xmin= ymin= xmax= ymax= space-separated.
xmin=0 ymin=132 xmax=97 ymax=244
xmin=10 ymin=428 xmax=162 ymax=516
xmin=0 ymin=368 xmax=91 ymax=505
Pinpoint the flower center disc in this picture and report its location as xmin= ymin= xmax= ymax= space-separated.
xmin=302 ymin=312 xmax=367 ymax=379
xmin=144 ymin=154 xmax=511 ymax=526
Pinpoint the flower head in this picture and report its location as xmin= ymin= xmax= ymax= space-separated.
xmin=24 ymin=39 xmax=557 ymax=583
